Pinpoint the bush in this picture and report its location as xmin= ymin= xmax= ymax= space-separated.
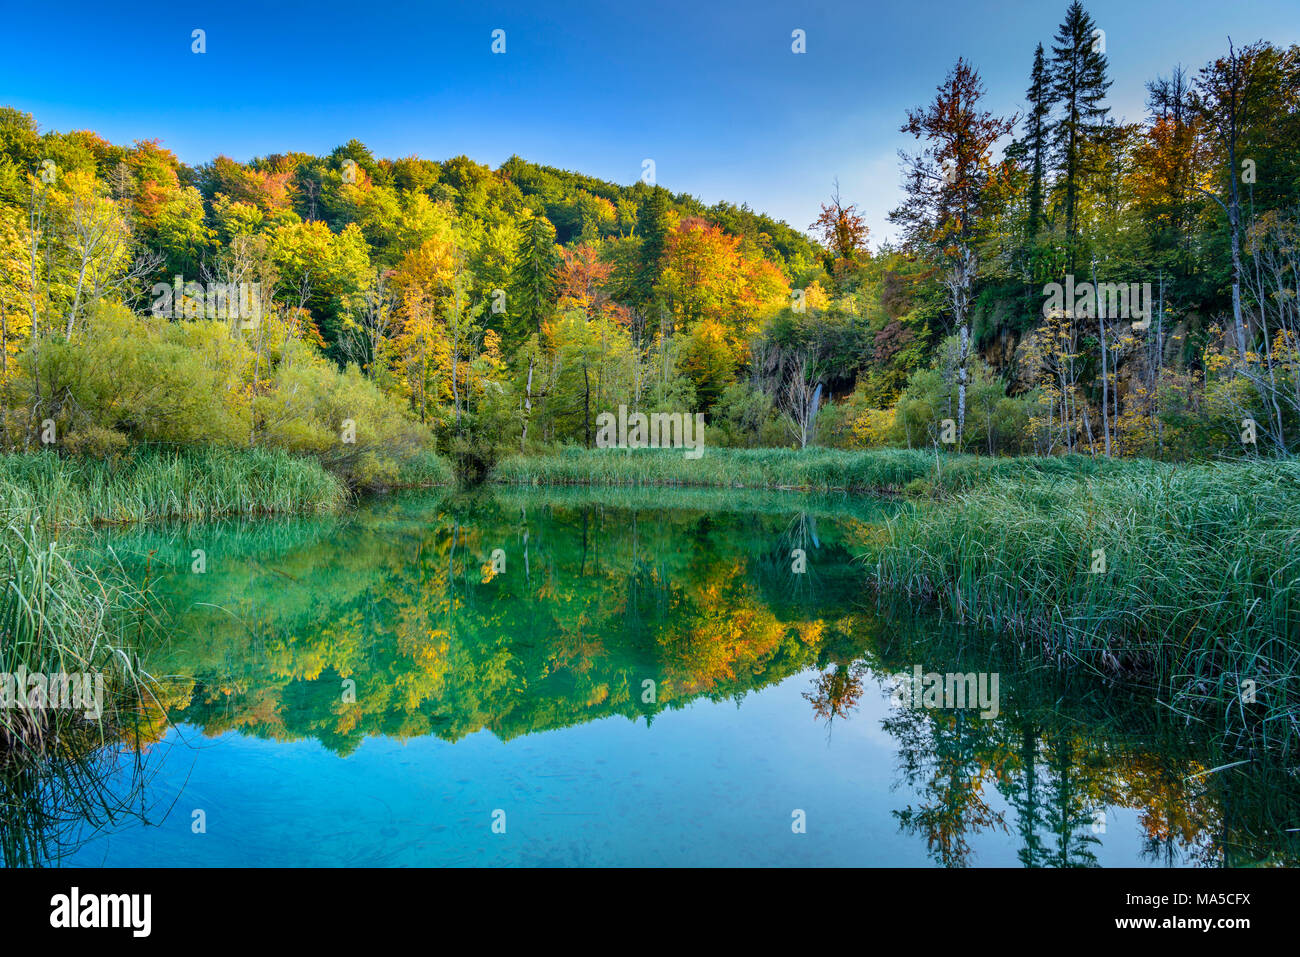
xmin=893 ymin=337 xmax=1033 ymax=453
xmin=62 ymin=423 xmax=128 ymax=460
xmin=902 ymin=477 xmax=933 ymax=499
xmin=708 ymin=381 xmax=784 ymax=448
xmin=258 ymin=353 xmax=436 ymax=489
xmin=7 ymin=303 xmax=251 ymax=448
xmin=5 ymin=305 xmax=450 ymax=490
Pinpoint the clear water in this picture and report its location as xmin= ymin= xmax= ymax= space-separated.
xmin=5 ymin=488 xmax=1295 ymax=867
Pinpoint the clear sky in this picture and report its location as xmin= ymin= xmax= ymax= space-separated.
xmin=2 ymin=0 xmax=1296 ymax=244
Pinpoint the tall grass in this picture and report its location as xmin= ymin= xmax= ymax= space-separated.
xmin=388 ymin=448 xmax=456 ymax=489
xmin=867 ymin=458 xmax=1300 ymax=755
xmin=0 ymin=447 xmax=348 ymax=529
xmin=0 ymin=518 xmax=157 ymax=761
xmin=492 ymin=446 xmax=1144 ymax=494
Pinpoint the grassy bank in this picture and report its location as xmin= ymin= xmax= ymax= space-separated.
xmin=866 ymin=457 xmax=1300 ymax=755
xmin=0 ymin=448 xmax=349 ymax=529
xmin=492 ymin=446 xmax=1146 ymax=494
xmin=0 ymin=519 xmax=155 ymax=761
xmin=0 ymin=444 xmax=456 ymax=532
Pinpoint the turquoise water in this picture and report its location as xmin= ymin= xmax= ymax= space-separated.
xmin=5 ymin=489 xmax=1295 ymax=866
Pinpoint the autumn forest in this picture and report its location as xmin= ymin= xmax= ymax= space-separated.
xmin=0 ymin=5 xmax=1296 ymax=478
xmin=0 ymin=0 xmax=1296 ymax=878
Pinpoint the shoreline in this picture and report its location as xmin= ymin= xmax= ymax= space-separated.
xmin=2 ymin=446 xmax=1292 ymax=760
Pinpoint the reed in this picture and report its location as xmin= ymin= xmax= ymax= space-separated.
xmin=0 ymin=447 xmax=348 ymax=529
xmin=0 ymin=518 xmax=158 ymax=761
xmin=491 ymin=446 xmax=1144 ymax=494
xmin=866 ymin=457 xmax=1300 ymax=755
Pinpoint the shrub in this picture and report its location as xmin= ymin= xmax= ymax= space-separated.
xmin=4 ymin=305 xmax=449 ymax=490
xmin=258 ymin=354 xmax=436 ymax=489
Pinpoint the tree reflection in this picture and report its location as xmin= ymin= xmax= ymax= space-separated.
xmin=884 ymin=705 xmax=1009 ymax=866
xmin=0 ymin=729 xmax=158 ymax=867
xmin=804 ymin=661 xmax=868 ymax=741
xmin=70 ymin=488 xmax=1300 ymax=868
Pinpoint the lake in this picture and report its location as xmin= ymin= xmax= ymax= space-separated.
xmin=4 ymin=488 xmax=1295 ymax=867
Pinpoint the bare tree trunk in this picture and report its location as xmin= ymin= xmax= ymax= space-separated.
xmin=521 ymin=352 xmax=534 ymax=452
xmin=1227 ymin=102 xmax=1247 ymax=361
xmin=1093 ymin=260 xmax=1111 ymax=457
xmin=250 ymin=320 xmax=265 ymax=447
xmin=26 ymin=184 xmax=46 ymax=448
xmin=583 ymin=364 xmax=591 ymax=448
xmin=1156 ymin=273 xmax=1166 ymax=455
xmin=945 ymin=246 xmax=975 ymax=444
xmin=420 ymin=337 xmax=428 ymax=425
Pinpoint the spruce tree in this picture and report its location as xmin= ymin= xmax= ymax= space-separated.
xmin=633 ymin=187 xmax=672 ymax=308
xmin=511 ymin=212 xmax=560 ymax=339
xmin=1024 ymin=43 xmax=1054 ymax=238
xmin=1049 ymin=1 xmax=1111 ymax=266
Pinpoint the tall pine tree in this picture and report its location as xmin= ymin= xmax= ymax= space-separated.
xmin=633 ymin=187 xmax=673 ymax=306
xmin=510 ymin=212 xmax=560 ymax=340
xmin=1024 ymin=43 xmax=1054 ymax=239
xmin=1049 ymin=1 xmax=1111 ymax=268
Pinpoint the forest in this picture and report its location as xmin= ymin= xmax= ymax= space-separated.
xmin=1 ymin=3 xmax=1296 ymax=487
xmin=0 ymin=2 xmax=1298 ymax=880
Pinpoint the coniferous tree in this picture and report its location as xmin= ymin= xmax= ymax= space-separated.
xmin=1049 ymin=1 xmax=1111 ymax=267
xmin=510 ymin=212 xmax=560 ymax=339
xmin=1024 ymin=43 xmax=1054 ymax=239
xmin=1147 ymin=65 xmax=1192 ymax=125
xmin=633 ymin=187 xmax=673 ymax=309
xmin=1141 ymin=66 xmax=1199 ymax=273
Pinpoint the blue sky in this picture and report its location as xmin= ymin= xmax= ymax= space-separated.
xmin=2 ymin=0 xmax=1296 ymax=243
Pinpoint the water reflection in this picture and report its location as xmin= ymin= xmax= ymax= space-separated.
xmin=2 ymin=488 xmax=1293 ymax=866
xmin=0 ymin=723 xmax=158 ymax=867
xmin=866 ymin=622 xmax=1298 ymax=867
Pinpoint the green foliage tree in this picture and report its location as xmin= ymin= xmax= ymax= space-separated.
xmin=509 ymin=212 xmax=560 ymax=341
